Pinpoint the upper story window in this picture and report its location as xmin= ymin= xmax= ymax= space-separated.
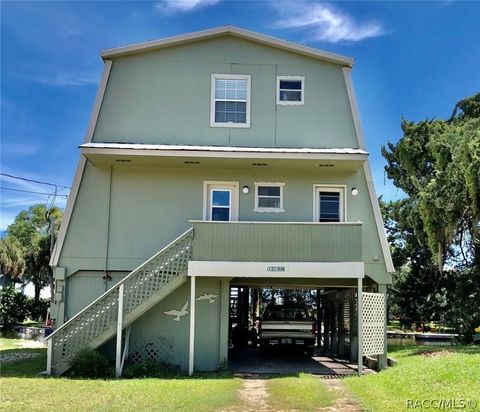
xmin=211 ymin=74 xmax=251 ymax=128
xmin=254 ymin=182 xmax=285 ymax=212
xmin=314 ymin=186 xmax=345 ymax=222
xmin=277 ymin=76 xmax=305 ymax=105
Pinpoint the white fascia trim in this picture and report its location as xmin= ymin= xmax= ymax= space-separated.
xmin=343 ymin=67 xmax=394 ymax=273
xmin=80 ymin=143 xmax=368 ymax=161
xmin=188 ymin=261 xmax=364 ymax=279
xmin=50 ymin=60 xmax=113 ymax=267
xmin=101 ymin=26 xmax=354 ymax=67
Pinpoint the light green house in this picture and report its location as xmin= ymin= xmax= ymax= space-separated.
xmin=46 ymin=26 xmax=393 ymax=377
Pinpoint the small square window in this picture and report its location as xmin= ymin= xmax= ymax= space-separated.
xmin=277 ymin=76 xmax=304 ymax=105
xmin=255 ymin=183 xmax=284 ymax=212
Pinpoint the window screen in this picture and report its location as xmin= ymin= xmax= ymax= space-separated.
xmin=214 ymin=78 xmax=247 ymax=124
xmin=211 ymin=190 xmax=231 ymax=221
xmin=319 ymin=191 xmax=341 ymax=222
xmin=278 ymin=77 xmax=304 ymax=104
xmin=256 ymin=185 xmax=282 ymax=210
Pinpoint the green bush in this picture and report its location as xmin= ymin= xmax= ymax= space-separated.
xmin=69 ymin=348 xmax=114 ymax=378
xmin=122 ymin=359 xmax=179 ymax=378
xmin=0 ymin=287 xmax=28 ymax=329
xmin=26 ymin=298 xmax=50 ymax=322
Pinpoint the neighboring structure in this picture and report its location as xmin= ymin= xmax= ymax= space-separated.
xmin=46 ymin=26 xmax=393 ymax=376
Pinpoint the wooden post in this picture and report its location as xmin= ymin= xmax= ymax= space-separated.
xmin=120 ymin=325 xmax=131 ymax=374
xmin=188 ymin=276 xmax=196 ymax=376
xmin=316 ymin=289 xmax=321 ymax=349
xmin=377 ymin=284 xmax=388 ymax=370
xmin=115 ymin=284 xmax=124 ymax=378
xmin=357 ymin=277 xmax=363 ymax=376
xmin=46 ymin=339 xmax=53 ymax=375
xmin=219 ymin=278 xmax=230 ymax=365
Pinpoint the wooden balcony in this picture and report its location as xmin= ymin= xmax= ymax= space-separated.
xmin=190 ymin=221 xmax=363 ymax=263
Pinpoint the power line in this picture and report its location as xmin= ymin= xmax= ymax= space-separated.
xmin=0 ymin=173 xmax=71 ymax=189
xmin=0 ymin=186 xmax=69 ymax=198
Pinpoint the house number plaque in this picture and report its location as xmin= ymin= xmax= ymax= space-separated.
xmin=267 ymin=266 xmax=286 ymax=272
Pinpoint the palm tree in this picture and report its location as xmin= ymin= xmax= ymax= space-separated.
xmin=0 ymin=237 xmax=25 ymax=287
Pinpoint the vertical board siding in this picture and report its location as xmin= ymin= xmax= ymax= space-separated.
xmin=192 ymin=222 xmax=362 ymax=262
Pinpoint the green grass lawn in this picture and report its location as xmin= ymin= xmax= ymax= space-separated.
xmin=0 ymin=338 xmax=241 ymax=412
xmin=6 ymin=337 xmax=477 ymax=412
xmin=345 ymin=344 xmax=480 ymax=412
xmin=267 ymin=373 xmax=335 ymax=411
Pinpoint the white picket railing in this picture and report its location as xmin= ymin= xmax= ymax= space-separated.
xmin=46 ymin=228 xmax=193 ymax=375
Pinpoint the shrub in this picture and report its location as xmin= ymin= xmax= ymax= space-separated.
xmin=122 ymin=359 xmax=179 ymax=378
xmin=0 ymin=287 xmax=28 ymax=329
xmin=69 ymin=348 xmax=114 ymax=378
xmin=26 ymin=298 xmax=50 ymax=322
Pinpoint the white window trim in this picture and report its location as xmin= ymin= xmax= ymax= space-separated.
xmin=210 ymin=74 xmax=251 ymax=128
xmin=313 ymin=185 xmax=347 ymax=222
xmin=203 ymin=181 xmax=239 ymax=221
xmin=276 ymin=75 xmax=305 ymax=106
xmin=254 ymin=182 xmax=285 ymax=213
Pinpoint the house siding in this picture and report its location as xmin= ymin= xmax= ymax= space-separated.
xmin=93 ymin=36 xmax=357 ymax=149
xmin=59 ymin=162 xmax=389 ymax=283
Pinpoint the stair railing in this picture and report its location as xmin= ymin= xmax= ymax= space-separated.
xmin=46 ymin=227 xmax=193 ymax=375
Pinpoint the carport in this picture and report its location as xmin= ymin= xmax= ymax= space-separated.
xmin=229 ymin=349 xmax=374 ymax=376
xmin=224 ymin=277 xmax=386 ymax=376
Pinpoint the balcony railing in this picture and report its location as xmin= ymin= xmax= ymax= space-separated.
xmin=190 ymin=221 xmax=363 ymax=262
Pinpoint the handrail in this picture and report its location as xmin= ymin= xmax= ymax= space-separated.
xmin=189 ymin=220 xmax=363 ymax=225
xmin=46 ymin=227 xmax=193 ymax=341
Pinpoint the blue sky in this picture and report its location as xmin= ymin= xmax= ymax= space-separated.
xmin=1 ymin=0 xmax=479 ymax=231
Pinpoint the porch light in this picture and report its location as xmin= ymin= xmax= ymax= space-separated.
xmin=351 ymin=188 xmax=359 ymax=196
xmin=242 ymin=185 xmax=250 ymax=194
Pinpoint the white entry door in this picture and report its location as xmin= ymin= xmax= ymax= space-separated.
xmin=204 ymin=182 xmax=239 ymax=221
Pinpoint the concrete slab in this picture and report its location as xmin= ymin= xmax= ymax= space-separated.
xmin=229 ymin=348 xmax=374 ymax=376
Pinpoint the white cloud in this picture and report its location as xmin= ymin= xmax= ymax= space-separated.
xmin=30 ymin=72 xmax=98 ymax=87
xmin=273 ymin=2 xmax=386 ymax=43
xmin=155 ymin=0 xmax=221 ymax=14
xmin=1 ymin=143 xmax=39 ymax=156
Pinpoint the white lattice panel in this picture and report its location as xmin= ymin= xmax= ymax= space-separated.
xmin=47 ymin=228 xmax=193 ymax=375
xmin=362 ymin=292 xmax=385 ymax=356
xmin=128 ymin=335 xmax=175 ymax=365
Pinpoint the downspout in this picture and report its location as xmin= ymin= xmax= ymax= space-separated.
xmin=104 ymin=165 xmax=113 ymax=291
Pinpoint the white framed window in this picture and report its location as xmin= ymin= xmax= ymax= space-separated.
xmin=276 ymin=76 xmax=305 ymax=105
xmin=210 ymin=74 xmax=251 ymax=128
xmin=254 ymin=182 xmax=284 ymax=213
xmin=203 ymin=181 xmax=239 ymax=221
xmin=313 ymin=185 xmax=346 ymax=222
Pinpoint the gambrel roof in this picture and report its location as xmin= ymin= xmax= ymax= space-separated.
xmin=101 ymin=25 xmax=354 ymax=67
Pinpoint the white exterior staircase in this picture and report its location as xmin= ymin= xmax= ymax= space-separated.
xmin=46 ymin=228 xmax=193 ymax=376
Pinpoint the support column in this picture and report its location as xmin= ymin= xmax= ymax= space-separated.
xmin=316 ymin=289 xmax=321 ymax=348
xmin=188 ymin=276 xmax=196 ymax=376
xmin=377 ymin=284 xmax=388 ymax=370
xmin=338 ymin=301 xmax=345 ymax=358
xmin=46 ymin=339 xmax=53 ymax=375
xmin=323 ymin=303 xmax=330 ymax=352
xmin=120 ymin=325 xmax=131 ymax=374
xmin=219 ymin=278 xmax=230 ymax=366
xmin=357 ymin=277 xmax=363 ymax=376
xmin=115 ymin=283 xmax=124 ymax=378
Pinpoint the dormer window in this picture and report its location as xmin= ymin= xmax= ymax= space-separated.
xmin=210 ymin=74 xmax=251 ymax=128
xmin=277 ymin=76 xmax=305 ymax=105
